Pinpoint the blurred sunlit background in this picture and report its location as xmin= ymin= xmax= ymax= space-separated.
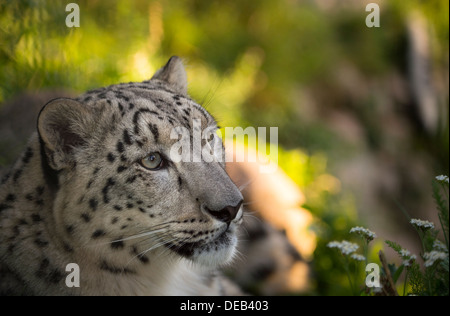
xmin=0 ymin=0 xmax=448 ymax=295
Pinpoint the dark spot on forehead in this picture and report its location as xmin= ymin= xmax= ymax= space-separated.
xmin=148 ymin=123 xmax=159 ymax=142
xmin=100 ymin=260 xmax=135 ymax=275
xmin=7 ymin=244 xmax=15 ymax=254
xmin=63 ymin=243 xmax=74 ymax=253
xmin=81 ymin=213 xmax=91 ymax=223
xmin=89 ymin=198 xmax=98 ymax=212
xmin=135 ymin=139 xmax=144 ymax=148
xmin=111 ymin=240 xmax=124 ymax=250
xmin=102 ymin=177 xmax=116 ymax=204
xmin=92 ymin=229 xmax=106 ymax=239
xmin=13 ymin=169 xmax=23 ymax=183
xmin=6 ymin=194 xmax=16 ymax=202
xmin=107 ymin=153 xmax=116 ymax=163
xmin=1 ymin=172 xmax=11 ymax=185
xmin=66 ymin=225 xmax=74 ymax=234
xmin=123 ymin=129 xmax=133 ymax=145
xmin=138 ymin=255 xmax=149 ymax=264
xmin=36 ymin=186 xmax=45 ymax=195
xmin=0 ymin=203 xmax=12 ymax=213
xmin=22 ymin=147 xmax=34 ymax=164
xmin=31 ymin=214 xmax=42 ymax=222
xmin=126 ymin=175 xmax=137 ymax=184
xmin=18 ymin=218 xmax=28 ymax=225
xmin=117 ymin=166 xmax=127 ymax=173
xmin=116 ymin=141 xmax=125 ymax=153
xmin=34 ymin=238 xmax=49 ymax=247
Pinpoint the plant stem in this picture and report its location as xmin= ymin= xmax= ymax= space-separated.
xmin=378 ymin=250 xmax=398 ymax=296
xmin=426 ymin=267 xmax=434 ymax=296
xmin=441 ymin=182 xmax=449 ymax=202
xmin=363 ymin=240 xmax=369 ymax=268
xmin=439 ymin=182 xmax=449 ymax=250
xmin=438 ymin=213 xmax=449 ymax=250
xmin=343 ymin=256 xmax=356 ymax=296
xmin=416 ymin=229 xmax=427 ymax=254
xmin=403 ymin=269 xmax=409 ymax=296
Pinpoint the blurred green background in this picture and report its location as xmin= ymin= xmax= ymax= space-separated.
xmin=0 ymin=0 xmax=448 ymax=295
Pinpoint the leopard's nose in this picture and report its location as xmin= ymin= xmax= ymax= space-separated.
xmin=205 ymin=200 xmax=243 ymax=224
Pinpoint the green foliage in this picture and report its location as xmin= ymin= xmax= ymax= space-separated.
xmin=433 ymin=179 xmax=449 ymax=246
xmin=408 ymin=262 xmax=425 ymax=295
xmin=1 ymin=0 xmax=449 ymax=296
xmin=327 ymin=176 xmax=449 ymax=296
xmin=385 ymin=240 xmax=403 ymax=255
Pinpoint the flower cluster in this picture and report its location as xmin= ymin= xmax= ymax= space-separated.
xmin=433 ymin=240 xmax=448 ymax=252
xmin=410 ymin=219 xmax=435 ymax=231
xmin=327 ymin=240 xmax=359 ymax=255
xmin=399 ymin=249 xmax=417 ymax=267
xmin=435 ymin=175 xmax=449 ymax=183
xmin=350 ymin=254 xmax=365 ymax=262
xmin=349 ymin=226 xmax=377 ymax=242
xmin=423 ymin=251 xmax=449 ymax=267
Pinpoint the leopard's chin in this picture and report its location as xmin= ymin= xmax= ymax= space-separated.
xmin=168 ymin=228 xmax=238 ymax=267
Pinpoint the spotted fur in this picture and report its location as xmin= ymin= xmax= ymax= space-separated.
xmin=0 ymin=57 xmax=244 ymax=295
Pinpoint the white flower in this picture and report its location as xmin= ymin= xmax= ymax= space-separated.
xmin=327 ymin=240 xmax=359 ymax=255
xmin=400 ymin=249 xmax=411 ymax=257
xmin=410 ymin=218 xmax=435 ymax=230
xmin=435 ymin=175 xmax=449 ymax=183
xmin=423 ymin=251 xmax=449 ymax=267
xmin=402 ymin=255 xmax=417 ymax=267
xmin=433 ymin=240 xmax=448 ymax=252
xmin=349 ymin=226 xmax=377 ymax=242
xmin=399 ymin=248 xmax=416 ymax=267
xmin=350 ymin=254 xmax=366 ymax=261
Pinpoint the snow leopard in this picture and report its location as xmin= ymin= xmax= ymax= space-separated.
xmin=0 ymin=56 xmax=245 ymax=295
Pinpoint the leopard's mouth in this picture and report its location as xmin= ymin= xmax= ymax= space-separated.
xmin=166 ymin=226 xmax=237 ymax=262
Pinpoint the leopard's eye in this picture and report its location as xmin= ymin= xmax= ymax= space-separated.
xmin=140 ymin=152 xmax=164 ymax=170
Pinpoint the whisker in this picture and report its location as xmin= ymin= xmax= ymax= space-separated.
xmin=142 ymin=235 xmax=179 ymax=253
xmin=200 ymin=76 xmax=224 ymax=111
xmin=83 ymin=222 xmax=173 ymax=248
xmin=124 ymin=235 xmax=179 ymax=267
xmin=239 ymin=225 xmax=251 ymax=238
xmin=238 ymin=179 xmax=254 ymax=192
xmin=243 ymin=209 xmax=260 ymax=215
xmin=243 ymin=213 xmax=262 ymax=224
xmin=238 ymin=173 xmax=265 ymax=193
xmin=112 ymin=228 xmax=169 ymax=243
xmin=232 ymin=247 xmax=247 ymax=263
xmin=167 ymin=235 xmax=195 ymax=252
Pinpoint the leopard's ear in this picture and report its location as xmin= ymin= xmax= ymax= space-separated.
xmin=151 ymin=56 xmax=188 ymax=95
xmin=37 ymin=98 xmax=91 ymax=170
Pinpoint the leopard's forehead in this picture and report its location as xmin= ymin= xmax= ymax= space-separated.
xmin=76 ymin=80 xmax=216 ymax=131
